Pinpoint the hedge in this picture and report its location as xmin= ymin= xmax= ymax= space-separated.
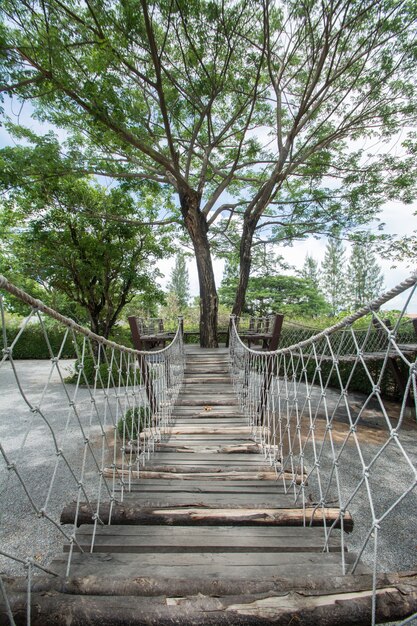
xmin=3 ymin=321 xmax=77 ymax=359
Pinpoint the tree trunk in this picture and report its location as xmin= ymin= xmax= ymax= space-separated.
xmin=232 ymin=216 xmax=256 ymax=318
xmin=180 ymin=190 xmax=218 ymax=348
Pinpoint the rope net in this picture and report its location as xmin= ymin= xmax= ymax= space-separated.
xmin=0 ymin=276 xmax=184 ymax=624
xmin=230 ymin=273 xmax=417 ymax=625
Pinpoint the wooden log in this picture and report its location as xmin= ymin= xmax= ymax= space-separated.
xmin=60 ymin=503 xmax=353 ymax=531
xmin=103 ymin=467 xmax=306 ymax=483
xmin=2 ymin=570 xmax=417 ymax=598
xmin=2 ymin=572 xmax=417 ymax=625
xmin=140 ymin=426 xmax=259 ymax=437
xmin=153 ymin=443 xmax=262 ymax=454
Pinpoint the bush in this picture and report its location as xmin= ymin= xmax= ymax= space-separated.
xmin=3 ymin=317 xmax=77 ymax=359
xmin=117 ymin=406 xmax=151 ymax=440
xmin=64 ymin=354 xmax=132 ymax=386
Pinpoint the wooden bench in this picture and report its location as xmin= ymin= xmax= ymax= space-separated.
xmin=128 ymin=317 xmax=175 ymax=350
xmin=237 ymin=314 xmax=284 ymax=351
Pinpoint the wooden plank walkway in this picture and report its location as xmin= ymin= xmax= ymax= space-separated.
xmin=51 ymin=346 xmax=412 ymax=625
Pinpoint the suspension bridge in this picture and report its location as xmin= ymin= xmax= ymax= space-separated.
xmin=0 ymin=274 xmax=417 ymax=625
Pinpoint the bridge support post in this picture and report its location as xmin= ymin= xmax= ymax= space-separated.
xmin=128 ymin=316 xmax=157 ymax=413
xmin=258 ymin=314 xmax=284 ymax=426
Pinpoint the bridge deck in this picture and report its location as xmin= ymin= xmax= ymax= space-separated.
xmin=48 ymin=347 xmax=413 ymax=625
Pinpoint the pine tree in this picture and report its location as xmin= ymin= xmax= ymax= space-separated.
xmin=168 ymin=253 xmax=190 ymax=311
xmin=300 ymin=254 xmax=320 ymax=285
xmin=347 ymin=240 xmax=384 ymax=309
xmin=320 ymin=239 xmax=347 ymax=316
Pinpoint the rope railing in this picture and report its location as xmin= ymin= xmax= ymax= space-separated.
xmin=229 ymin=272 xmax=417 ymax=626
xmin=0 ymin=276 xmax=185 ymax=623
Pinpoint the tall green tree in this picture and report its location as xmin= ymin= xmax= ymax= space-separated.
xmin=300 ymin=254 xmax=320 ymax=286
xmin=230 ymin=0 xmax=417 ymax=316
xmin=167 ymin=253 xmax=190 ymax=312
xmin=0 ymin=0 xmax=270 ymax=347
xmin=219 ymin=273 xmax=327 ymax=317
xmin=320 ymin=239 xmax=347 ymax=316
xmin=1 ymin=0 xmax=417 ymax=340
xmin=0 ymin=177 xmax=169 ymax=338
xmin=347 ymin=240 xmax=384 ymax=310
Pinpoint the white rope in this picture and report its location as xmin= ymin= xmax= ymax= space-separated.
xmin=229 ymin=271 xmax=417 ymax=626
xmin=0 ymin=278 xmax=185 ymax=624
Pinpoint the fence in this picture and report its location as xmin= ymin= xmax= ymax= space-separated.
xmin=0 ymin=275 xmax=184 ymax=624
xmin=229 ymin=273 xmax=417 ymax=625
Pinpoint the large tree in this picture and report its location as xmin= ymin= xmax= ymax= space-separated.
xmin=230 ymin=0 xmax=417 ymax=316
xmin=0 ymin=176 xmax=169 ymax=337
xmin=0 ymin=0 xmax=269 ymax=347
xmin=1 ymin=0 xmax=416 ymax=343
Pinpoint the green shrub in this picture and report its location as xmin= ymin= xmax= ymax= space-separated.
xmin=117 ymin=406 xmax=151 ymax=440
xmin=64 ymin=354 xmax=132 ymax=386
xmin=3 ymin=318 xmax=77 ymax=359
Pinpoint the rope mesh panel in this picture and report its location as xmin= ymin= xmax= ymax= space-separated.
xmin=230 ymin=273 xmax=417 ymax=626
xmin=0 ymin=275 xmax=184 ymax=623
xmin=1 ymin=272 xmax=417 ymax=624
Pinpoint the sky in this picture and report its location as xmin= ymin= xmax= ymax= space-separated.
xmin=1 ymin=97 xmax=417 ymax=314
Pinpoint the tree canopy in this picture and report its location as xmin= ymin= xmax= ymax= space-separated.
xmin=0 ymin=174 xmax=169 ymax=337
xmin=1 ymin=0 xmax=417 ymax=340
xmin=219 ymin=273 xmax=328 ymax=318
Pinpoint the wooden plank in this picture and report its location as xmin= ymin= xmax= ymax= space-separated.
xmin=154 ymin=445 xmax=260 ymax=453
xmin=58 ymin=551 xmax=357 ymax=569
xmin=67 ymin=532 xmax=341 ymax=554
xmin=174 ymin=399 xmax=239 ymax=406
xmin=141 ymin=426 xmax=265 ymax=436
xmin=182 ymin=377 xmax=231 ymax=384
xmin=51 ymin=551 xmax=363 ymax=577
xmin=148 ymin=452 xmax=272 ymax=462
xmin=113 ymin=479 xmax=284 ymax=489
xmin=116 ymin=482 xmax=287 ymax=493
xmin=75 ymin=525 xmax=335 ymax=538
xmin=154 ymin=443 xmax=262 ymax=454
xmin=169 ymin=419 xmax=247 ymax=425
xmin=145 ymin=457 xmax=271 ymax=466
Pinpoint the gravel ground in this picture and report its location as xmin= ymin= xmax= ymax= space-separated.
xmin=0 ymin=359 xmax=136 ymax=578
xmin=1 ymin=359 xmax=416 ymax=625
